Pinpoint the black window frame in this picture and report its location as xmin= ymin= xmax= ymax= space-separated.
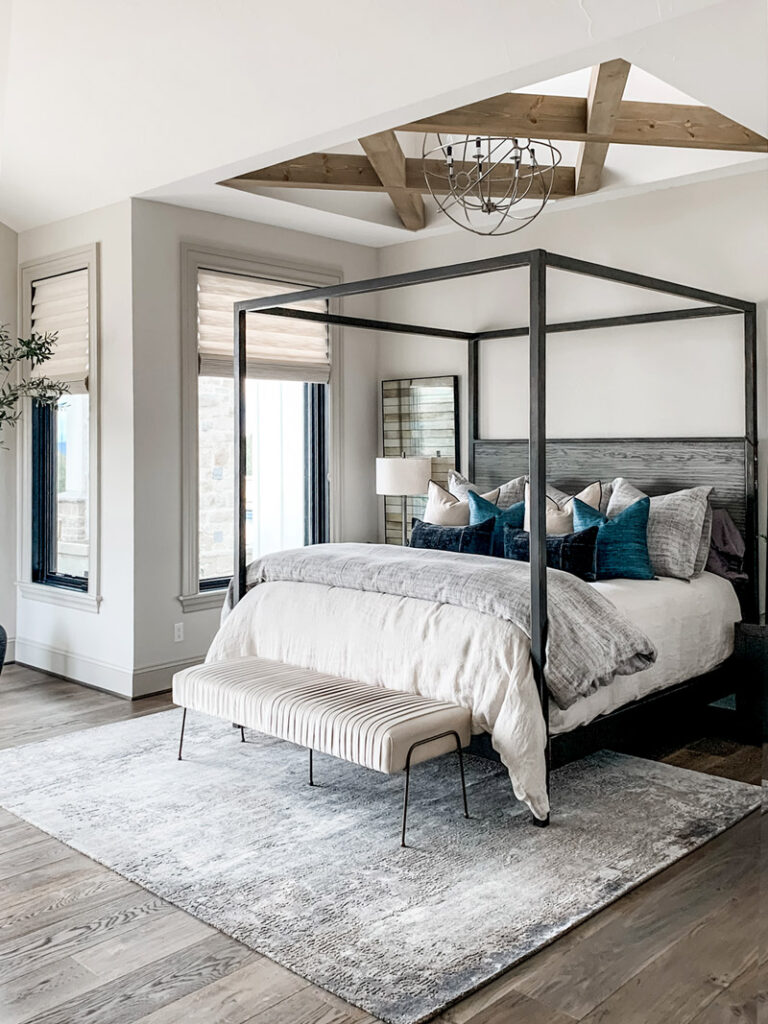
xmin=198 ymin=379 xmax=329 ymax=592
xmin=31 ymin=400 xmax=89 ymax=593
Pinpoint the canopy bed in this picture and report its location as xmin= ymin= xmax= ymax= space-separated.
xmin=220 ymin=249 xmax=759 ymax=826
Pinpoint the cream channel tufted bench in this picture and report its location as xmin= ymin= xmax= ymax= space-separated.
xmin=172 ymin=656 xmax=472 ymax=847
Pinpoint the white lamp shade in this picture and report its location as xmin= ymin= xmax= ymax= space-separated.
xmin=376 ymin=457 xmax=432 ymax=496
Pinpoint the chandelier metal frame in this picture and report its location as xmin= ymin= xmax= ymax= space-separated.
xmin=422 ymin=134 xmax=563 ymax=236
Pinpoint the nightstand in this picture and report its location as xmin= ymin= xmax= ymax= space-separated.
xmin=733 ymin=622 xmax=768 ymax=745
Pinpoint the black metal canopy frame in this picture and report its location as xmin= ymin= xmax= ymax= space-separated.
xmin=232 ymin=248 xmax=759 ymax=827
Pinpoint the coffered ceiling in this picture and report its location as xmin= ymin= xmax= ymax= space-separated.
xmin=0 ymin=0 xmax=765 ymax=244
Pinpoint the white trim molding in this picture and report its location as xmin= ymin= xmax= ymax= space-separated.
xmin=177 ymin=588 xmax=226 ymax=613
xmin=14 ymin=637 xmax=133 ymax=697
xmin=132 ymin=656 xmax=201 ymax=698
xmin=14 ymin=637 xmax=200 ymax=699
xmin=179 ymin=242 xmax=343 ymax=607
xmin=17 ymin=581 xmax=102 ymax=612
xmin=17 ymin=243 xmax=102 ymax=610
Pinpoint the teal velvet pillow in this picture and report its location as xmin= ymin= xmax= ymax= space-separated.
xmin=572 ymin=496 xmax=654 ymax=581
xmin=468 ymin=491 xmax=525 ymax=558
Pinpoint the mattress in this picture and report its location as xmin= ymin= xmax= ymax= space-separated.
xmin=550 ymin=571 xmax=741 ymax=734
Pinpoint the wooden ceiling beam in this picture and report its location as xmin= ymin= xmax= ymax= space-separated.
xmin=359 ymin=131 xmax=425 ymax=230
xmin=224 ymin=153 xmax=383 ymax=191
xmin=399 ymin=93 xmax=768 ymax=152
xmin=221 ymin=155 xmax=575 ymax=199
xmin=575 ymin=58 xmax=631 ymax=195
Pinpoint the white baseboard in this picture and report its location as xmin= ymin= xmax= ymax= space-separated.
xmin=132 ymin=657 xmax=201 ymax=698
xmin=13 ymin=639 xmax=202 ymax=699
xmin=15 ymin=637 xmax=134 ymax=697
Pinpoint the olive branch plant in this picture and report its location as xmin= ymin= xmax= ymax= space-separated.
xmin=0 ymin=323 xmax=69 ymax=450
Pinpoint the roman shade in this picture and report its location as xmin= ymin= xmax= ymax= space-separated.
xmin=30 ymin=268 xmax=90 ymax=394
xmin=197 ymin=269 xmax=330 ymax=383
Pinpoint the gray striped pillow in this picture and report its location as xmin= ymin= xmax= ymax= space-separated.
xmin=607 ymin=478 xmax=712 ymax=580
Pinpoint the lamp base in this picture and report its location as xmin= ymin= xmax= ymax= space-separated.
xmin=401 ymin=495 xmax=408 ymax=547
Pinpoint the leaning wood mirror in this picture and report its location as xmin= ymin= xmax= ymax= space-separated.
xmin=381 ymin=375 xmax=459 ymax=544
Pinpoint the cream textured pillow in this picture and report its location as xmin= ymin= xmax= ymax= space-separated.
xmin=424 ymin=480 xmax=500 ymax=526
xmin=524 ymin=481 xmax=603 ymax=534
xmin=448 ymin=470 xmax=527 ymax=510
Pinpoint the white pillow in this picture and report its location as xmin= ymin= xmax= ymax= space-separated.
xmin=523 ymin=481 xmax=603 ymax=535
xmin=424 ymin=480 xmax=500 ymax=526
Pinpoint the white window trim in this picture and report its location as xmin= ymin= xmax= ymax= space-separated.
xmin=178 ymin=243 xmax=344 ymax=611
xmin=17 ymin=244 xmax=102 ymax=612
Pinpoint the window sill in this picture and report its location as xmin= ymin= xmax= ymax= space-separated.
xmin=18 ymin=582 xmax=102 ymax=613
xmin=178 ymin=590 xmax=227 ymax=613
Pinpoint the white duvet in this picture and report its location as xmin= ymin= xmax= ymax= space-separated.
xmin=208 ymin=581 xmax=549 ymax=817
xmin=207 ymin=570 xmax=739 ymax=820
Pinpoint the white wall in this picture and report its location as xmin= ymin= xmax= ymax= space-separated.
xmin=0 ymin=219 xmax=18 ymax=661
xmin=376 ymin=170 xmax=768 ymax=616
xmin=130 ymin=200 xmax=379 ymax=686
xmin=15 ymin=202 xmax=136 ymax=693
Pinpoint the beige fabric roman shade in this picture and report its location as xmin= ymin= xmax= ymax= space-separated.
xmin=197 ymin=269 xmax=329 ymax=383
xmin=30 ymin=268 xmax=90 ymax=394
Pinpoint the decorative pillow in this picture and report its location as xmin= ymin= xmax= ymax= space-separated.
xmin=599 ymin=480 xmax=614 ymax=516
xmin=503 ymin=524 xmax=599 ymax=581
xmin=423 ymin=480 xmax=499 ymax=527
xmin=448 ymin=470 xmax=527 ymax=510
xmin=694 ymin=503 xmax=714 ymax=576
xmin=467 ymin=491 xmax=525 ymax=558
xmin=573 ymin=497 xmax=654 ymax=581
xmin=523 ymin=480 xmax=603 ymax=535
xmin=606 ymin=478 xmax=712 ymax=580
xmin=409 ymin=516 xmax=494 ymax=556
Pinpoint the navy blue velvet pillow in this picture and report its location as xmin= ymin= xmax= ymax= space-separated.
xmin=572 ymin=496 xmax=654 ymax=581
xmin=410 ymin=516 xmax=494 ymax=555
xmin=467 ymin=491 xmax=525 ymax=558
xmin=503 ymin=524 xmax=599 ymax=581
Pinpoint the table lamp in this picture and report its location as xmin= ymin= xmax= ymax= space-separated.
xmin=376 ymin=454 xmax=432 ymax=546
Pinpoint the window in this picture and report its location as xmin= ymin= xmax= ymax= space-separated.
xmin=195 ymin=268 xmax=330 ymax=591
xmin=29 ymin=266 xmax=92 ymax=592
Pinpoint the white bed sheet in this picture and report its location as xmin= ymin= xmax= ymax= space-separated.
xmin=550 ymin=571 xmax=740 ymax=734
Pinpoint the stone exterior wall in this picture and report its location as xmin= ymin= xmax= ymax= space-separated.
xmin=198 ymin=376 xmax=235 ymax=581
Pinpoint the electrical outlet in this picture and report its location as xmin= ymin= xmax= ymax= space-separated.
xmin=174 ymin=623 xmax=184 ymax=643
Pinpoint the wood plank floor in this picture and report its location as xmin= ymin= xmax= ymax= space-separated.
xmin=0 ymin=663 xmax=763 ymax=1024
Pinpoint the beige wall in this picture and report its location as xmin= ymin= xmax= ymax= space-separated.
xmin=15 ymin=201 xmax=136 ymax=693
xmin=0 ymin=220 xmax=18 ymax=660
xmin=376 ymin=171 xmax=768 ymax=616
xmin=11 ymin=198 xmax=379 ymax=696
xmin=130 ymin=200 xmax=379 ymax=684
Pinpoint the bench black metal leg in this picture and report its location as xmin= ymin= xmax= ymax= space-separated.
xmin=401 ymin=761 xmax=412 ymax=848
xmin=177 ymin=708 xmax=187 ymax=761
xmin=456 ymin=739 xmax=469 ymax=819
xmin=239 ymin=725 xmax=245 ymax=743
xmin=309 ymin=748 xmax=314 ymax=786
xmin=401 ymin=730 xmax=469 ymax=848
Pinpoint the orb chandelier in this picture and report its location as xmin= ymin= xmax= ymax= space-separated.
xmin=422 ymin=134 xmax=562 ymax=236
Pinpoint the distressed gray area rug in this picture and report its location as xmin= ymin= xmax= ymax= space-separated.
xmin=0 ymin=709 xmax=758 ymax=1024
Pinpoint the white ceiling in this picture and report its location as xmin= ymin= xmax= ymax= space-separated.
xmin=0 ymin=0 xmax=765 ymax=245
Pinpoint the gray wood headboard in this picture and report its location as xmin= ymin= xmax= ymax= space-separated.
xmin=471 ymin=437 xmax=750 ymax=531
